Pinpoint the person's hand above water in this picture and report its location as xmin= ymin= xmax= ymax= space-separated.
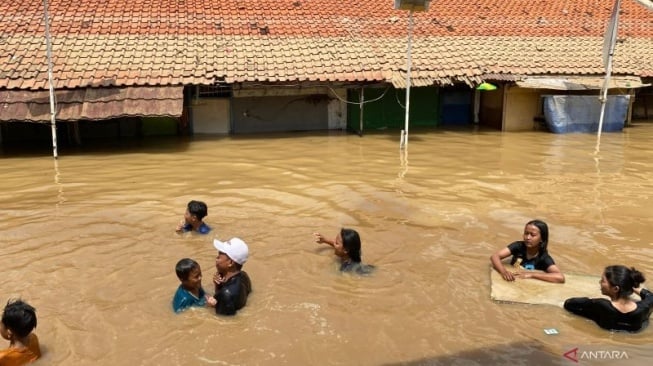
xmin=175 ymin=219 xmax=186 ymax=233
xmin=313 ymin=232 xmax=327 ymax=244
xmin=313 ymin=231 xmax=338 ymax=248
xmin=205 ymin=294 xmax=217 ymax=307
xmin=213 ymin=272 xmax=226 ymax=287
xmin=491 ymin=247 xmax=517 ymax=281
xmin=500 ymin=269 xmax=516 ymax=281
xmin=513 ymin=269 xmax=564 ymax=283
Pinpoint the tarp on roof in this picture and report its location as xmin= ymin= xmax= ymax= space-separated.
xmin=0 ymin=86 xmax=183 ymax=122
xmin=516 ymin=76 xmax=648 ymax=90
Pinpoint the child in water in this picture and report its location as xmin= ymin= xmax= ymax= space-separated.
xmin=313 ymin=228 xmax=375 ymax=275
xmin=172 ymin=258 xmax=207 ymax=313
xmin=175 ymin=200 xmax=211 ymax=234
xmin=490 ymin=219 xmax=564 ymax=283
xmin=0 ymin=299 xmax=41 ymax=365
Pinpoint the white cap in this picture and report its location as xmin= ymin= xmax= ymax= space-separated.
xmin=213 ymin=237 xmax=249 ymax=265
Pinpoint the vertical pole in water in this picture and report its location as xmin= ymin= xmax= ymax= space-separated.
xmin=596 ymin=0 xmax=621 ymax=154
xmin=473 ymin=89 xmax=481 ymax=124
xmin=596 ymin=70 xmax=612 ymax=153
xmin=43 ymin=0 xmax=58 ymax=159
xmin=401 ymin=8 xmax=414 ymax=149
xmin=359 ymin=87 xmax=364 ymax=136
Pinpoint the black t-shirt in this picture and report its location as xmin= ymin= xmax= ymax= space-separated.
xmin=564 ymin=289 xmax=653 ymax=332
xmin=507 ymin=241 xmax=555 ymax=271
xmin=215 ymin=271 xmax=252 ymax=316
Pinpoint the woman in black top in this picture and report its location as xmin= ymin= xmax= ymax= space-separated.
xmin=490 ymin=219 xmax=565 ymax=283
xmin=564 ymin=265 xmax=653 ymax=332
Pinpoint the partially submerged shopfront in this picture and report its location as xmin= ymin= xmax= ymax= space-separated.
xmin=0 ymin=86 xmax=184 ymax=146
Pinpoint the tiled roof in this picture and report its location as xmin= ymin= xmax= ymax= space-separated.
xmin=0 ymin=86 xmax=183 ymax=122
xmin=1 ymin=0 xmax=652 ymax=90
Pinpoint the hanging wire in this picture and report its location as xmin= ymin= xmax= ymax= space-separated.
xmin=325 ymin=84 xmax=390 ymax=105
xmin=244 ymin=82 xmax=391 ymax=106
xmin=394 ymin=87 xmax=406 ymax=109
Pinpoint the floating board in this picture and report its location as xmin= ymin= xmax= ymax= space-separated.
xmin=490 ymin=268 xmax=603 ymax=307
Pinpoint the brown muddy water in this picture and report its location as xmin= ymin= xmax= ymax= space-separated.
xmin=1 ymin=124 xmax=653 ymax=366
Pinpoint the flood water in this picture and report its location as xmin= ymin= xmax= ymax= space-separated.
xmin=2 ymin=124 xmax=653 ymax=366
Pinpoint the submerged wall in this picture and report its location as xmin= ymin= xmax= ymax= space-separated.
xmin=503 ymin=86 xmax=541 ymax=131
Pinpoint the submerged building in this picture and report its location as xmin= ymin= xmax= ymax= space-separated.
xmin=1 ymin=0 xmax=652 ymax=146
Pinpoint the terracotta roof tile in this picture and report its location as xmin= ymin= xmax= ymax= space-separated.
xmin=1 ymin=1 xmax=652 ymax=90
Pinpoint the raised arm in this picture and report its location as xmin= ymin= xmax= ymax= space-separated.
xmin=490 ymin=247 xmax=515 ymax=281
xmin=634 ymin=288 xmax=653 ymax=308
xmin=313 ymin=232 xmax=335 ymax=248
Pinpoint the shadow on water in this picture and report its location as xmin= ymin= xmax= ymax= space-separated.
xmin=0 ymin=129 xmax=345 ymax=158
xmin=6 ymin=119 xmax=651 ymax=159
xmin=0 ymin=135 xmax=195 ymax=158
xmin=381 ymin=341 xmax=566 ymax=366
xmin=0 ymin=124 xmax=512 ymax=159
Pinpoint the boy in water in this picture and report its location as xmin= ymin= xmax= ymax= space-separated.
xmin=0 ymin=299 xmax=41 ymax=365
xmin=172 ymin=258 xmax=207 ymax=313
xmin=175 ymin=200 xmax=211 ymax=234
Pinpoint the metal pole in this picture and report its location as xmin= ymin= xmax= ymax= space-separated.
xmin=596 ymin=0 xmax=621 ymax=154
xmin=43 ymin=0 xmax=58 ymax=159
xmin=400 ymin=9 xmax=414 ymax=149
xmin=595 ymin=64 xmax=612 ymax=152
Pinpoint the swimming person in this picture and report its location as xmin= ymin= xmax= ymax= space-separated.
xmin=175 ymin=200 xmax=211 ymax=234
xmin=564 ymin=265 xmax=653 ymax=332
xmin=313 ymin=228 xmax=375 ymax=275
xmin=490 ymin=219 xmax=564 ymax=283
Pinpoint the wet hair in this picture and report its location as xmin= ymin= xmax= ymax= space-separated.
xmin=604 ymin=265 xmax=646 ymax=298
xmin=187 ymin=200 xmax=208 ymax=220
xmin=175 ymin=258 xmax=199 ymax=281
xmin=526 ymin=219 xmax=549 ymax=253
xmin=2 ymin=299 xmax=37 ymax=338
xmin=341 ymin=228 xmax=362 ymax=263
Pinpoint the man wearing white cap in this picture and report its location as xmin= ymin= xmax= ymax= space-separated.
xmin=206 ymin=237 xmax=252 ymax=315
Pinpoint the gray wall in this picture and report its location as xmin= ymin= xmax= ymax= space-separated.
xmin=231 ymin=95 xmax=329 ymax=133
